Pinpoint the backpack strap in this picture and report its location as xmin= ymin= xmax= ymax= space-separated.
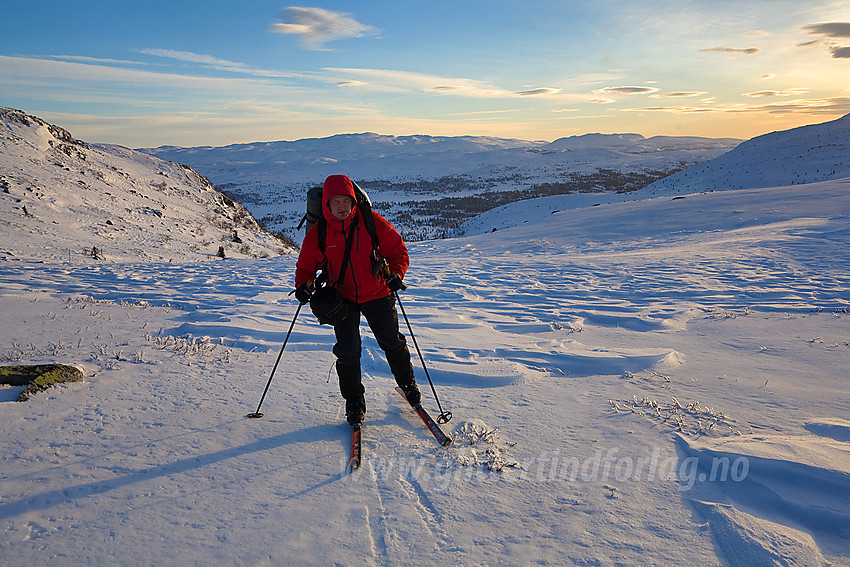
xmin=351 ymin=180 xmax=380 ymax=254
xmin=317 ymin=215 xmax=327 ymax=255
xmin=335 ymin=213 xmax=359 ymax=289
xmin=360 ymin=203 xmax=380 ymax=253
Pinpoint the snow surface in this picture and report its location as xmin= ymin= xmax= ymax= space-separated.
xmin=2 ymin=172 xmax=850 ymax=564
xmin=2 ymin=109 xmax=849 ymax=565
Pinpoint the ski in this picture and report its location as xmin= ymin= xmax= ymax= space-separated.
xmin=395 ymin=387 xmax=453 ymax=447
xmin=347 ymin=424 xmax=362 ymax=473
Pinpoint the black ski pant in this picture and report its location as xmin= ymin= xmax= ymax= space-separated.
xmin=333 ymin=294 xmax=414 ymax=402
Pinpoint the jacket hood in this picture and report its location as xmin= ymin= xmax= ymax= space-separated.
xmin=322 ymin=175 xmax=357 ymax=223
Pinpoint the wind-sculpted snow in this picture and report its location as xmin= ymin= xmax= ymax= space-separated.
xmin=679 ymin=430 xmax=850 ymax=565
xmin=691 ymin=501 xmax=828 ymax=567
xmin=0 ymin=179 xmax=849 ymax=565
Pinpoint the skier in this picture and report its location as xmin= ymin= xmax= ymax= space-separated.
xmin=293 ymin=174 xmax=421 ymax=426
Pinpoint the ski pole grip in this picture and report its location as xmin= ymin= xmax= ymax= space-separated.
xmin=379 ymin=259 xmax=407 ymax=291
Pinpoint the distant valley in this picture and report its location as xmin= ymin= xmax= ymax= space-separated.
xmin=143 ymin=132 xmax=742 ymax=241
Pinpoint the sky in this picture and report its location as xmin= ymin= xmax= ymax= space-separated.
xmin=1 ymin=0 xmax=849 ymax=148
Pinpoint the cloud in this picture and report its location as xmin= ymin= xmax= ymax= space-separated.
xmin=595 ymin=86 xmax=660 ymax=95
xmin=831 ymin=46 xmax=850 ymax=58
xmin=0 ymin=54 xmax=262 ymax=89
xmin=325 ymin=67 xmax=505 ymax=97
xmin=802 ymin=22 xmax=850 ymax=59
xmin=137 ymin=48 xmax=257 ymax=74
xmin=136 ymin=48 xmax=299 ymax=78
xmin=651 ymin=91 xmax=707 ymax=98
xmin=447 ymin=109 xmax=523 ymax=116
xmin=49 ymin=55 xmax=148 ymax=66
xmin=737 ymin=97 xmax=850 ymax=115
xmin=269 ymin=7 xmax=377 ymax=50
xmin=515 ymin=88 xmax=559 ymax=96
xmin=699 ymin=47 xmax=761 ymax=55
xmin=743 ymin=89 xmax=808 ymax=97
xmin=325 ymin=67 xmax=552 ymax=99
xmin=620 ymin=106 xmax=716 ymax=114
xmin=619 ymin=96 xmax=850 ymax=117
xmin=804 ymin=23 xmax=850 ymax=38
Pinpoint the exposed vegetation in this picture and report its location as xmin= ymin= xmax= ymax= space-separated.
xmin=364 ymin=168 xmax=681 ymax=241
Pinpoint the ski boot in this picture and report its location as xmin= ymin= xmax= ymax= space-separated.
xmin=345 ymin=397 xmax=366 ymax=426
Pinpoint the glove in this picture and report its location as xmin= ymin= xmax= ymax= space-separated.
xmin=294 ymin=283 xmax=313 ymax=304
xmin=385 ymin=272 xmax=404 ymax=292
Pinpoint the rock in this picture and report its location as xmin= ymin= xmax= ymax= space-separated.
xmin=0 ymin=364 xmax=84 ymax=401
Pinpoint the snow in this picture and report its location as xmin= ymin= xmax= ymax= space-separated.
xmin=2 ymin=110 xmax=850 ymax=565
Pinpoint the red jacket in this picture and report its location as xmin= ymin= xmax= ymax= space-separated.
xmin=295 ymin=175 xmax=409 ymax=304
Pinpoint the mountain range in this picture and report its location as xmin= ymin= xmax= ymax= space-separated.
xmin=142 ymin=131 xmax=742 ymax=241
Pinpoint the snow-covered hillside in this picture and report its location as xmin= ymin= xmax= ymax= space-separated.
xmin=643 ymin=113 xmax=850 ymax=194
xmin=142 ymin=131 xmax=740 ymax=241
xmin=1 ymin=107 xmax=294 ymax=263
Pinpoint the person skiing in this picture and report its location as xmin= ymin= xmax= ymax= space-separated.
xmin=293 ymin=174 xmax=420 ymax=426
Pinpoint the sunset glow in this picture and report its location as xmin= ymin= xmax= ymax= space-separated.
xmin=2 ymin=1 xmax=848 ymax=146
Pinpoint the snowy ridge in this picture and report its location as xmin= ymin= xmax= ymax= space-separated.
xmin=643 ymin=113 xmax=850 ymax=194
xmin=141 ymin=131 xmax=741 ymax=185
xmin=1 ymin=107 xmax=294 ymax=263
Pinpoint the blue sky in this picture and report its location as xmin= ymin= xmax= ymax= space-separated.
xmin=2 ymin=1 xmax=849 ymax=147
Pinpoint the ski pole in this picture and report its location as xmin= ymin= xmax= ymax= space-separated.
xmin=247 ymin=302 xmax=303 ymax=418
xmin=393 ymin=291 xmax=452 ymax=424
